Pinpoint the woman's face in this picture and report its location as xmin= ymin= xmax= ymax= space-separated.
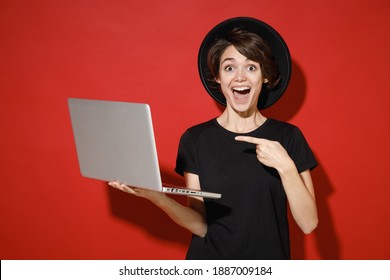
xmin=216 ymin=45 xmax=267 ymax=114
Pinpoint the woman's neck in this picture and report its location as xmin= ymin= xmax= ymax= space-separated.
xmin=217 ymin=107 xmax=267 ymax=133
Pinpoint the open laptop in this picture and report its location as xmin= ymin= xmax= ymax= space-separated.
xmin=68 ymin=98 xmax=221 ymax=199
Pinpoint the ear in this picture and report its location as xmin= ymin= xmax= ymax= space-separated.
xmin=263 ymin=78 xmax=269 ymax=83
xmin=215 ymin=77 xmax=221 ymax=84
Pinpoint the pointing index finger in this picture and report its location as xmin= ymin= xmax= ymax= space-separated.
xmin=235 ymin=136 xmax=262 ymax=144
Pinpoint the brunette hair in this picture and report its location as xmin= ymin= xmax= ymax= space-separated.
xmin=206 ymin=28 xmax=280 ymax=92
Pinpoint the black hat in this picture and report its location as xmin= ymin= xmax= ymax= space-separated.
xmin=198 ymin=17 xmax=292 ymax=109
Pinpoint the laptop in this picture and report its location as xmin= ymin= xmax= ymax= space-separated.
xmin=68 ymin=98 xmax=221 ymax=199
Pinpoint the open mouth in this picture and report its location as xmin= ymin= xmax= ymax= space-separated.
xmin=232 ymin=86 xmax=251 ymax=98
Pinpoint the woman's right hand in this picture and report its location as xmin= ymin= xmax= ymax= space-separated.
xmin=108 ymin=181 xmax=167 ymax=204
xmin=108 ymin=175 xmax=207 ymax=237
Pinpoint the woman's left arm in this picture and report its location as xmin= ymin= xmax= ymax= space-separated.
xmin=235 ymin=136 xmax=318 ymax=234
xmin=278 ymin=167 xmax=318 ymax=234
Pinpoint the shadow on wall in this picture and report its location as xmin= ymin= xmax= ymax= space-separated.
xmin=267 ymin=61 xmax=341 ymax=259
xmin=262 ymin=60 xmax=306 ymax=120
xmin=289 ymin=162 xmax=341 ymax=259
xmin=311 ymin=162 xmax=341 ymax=259
xmin=107 ymin=60 xmax=341 ymax=259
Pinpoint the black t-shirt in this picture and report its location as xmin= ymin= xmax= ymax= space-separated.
xmin=175 ymin=118 xmax=317 ymax=259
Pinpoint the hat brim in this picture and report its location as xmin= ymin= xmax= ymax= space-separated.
xmin=198 ymin=17 xmax=292 ymax=110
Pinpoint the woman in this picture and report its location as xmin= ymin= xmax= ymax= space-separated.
xmin=110 ymin=17 xmax=318 ymax=259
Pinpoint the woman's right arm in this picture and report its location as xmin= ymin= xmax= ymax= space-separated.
xmin=108 ymin=172 xmax=207 ymax=237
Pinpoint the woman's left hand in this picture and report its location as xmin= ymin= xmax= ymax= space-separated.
xmin=235 ymin=136 xmax=295 ymax=172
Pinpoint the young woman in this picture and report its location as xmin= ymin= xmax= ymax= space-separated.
xmin=109 ymin=17 xmax=318 ymax=259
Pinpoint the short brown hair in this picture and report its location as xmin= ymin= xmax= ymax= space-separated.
xmin=206 ymin=28 xmax=280 ymax=92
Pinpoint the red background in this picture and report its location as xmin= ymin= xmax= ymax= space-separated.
xmin=1 ymin=0 xmax=389 ymax=259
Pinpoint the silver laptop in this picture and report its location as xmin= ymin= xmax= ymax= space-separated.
xmin=68 ymin=98 xmax=221 ymax=199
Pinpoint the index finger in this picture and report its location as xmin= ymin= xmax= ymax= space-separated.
xmin=235 ymin=136 xmax=263 ymax=144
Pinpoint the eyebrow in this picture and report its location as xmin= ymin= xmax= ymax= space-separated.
xmin=221 ymin=57 xmax=254 ymax=65
xmin=221 ymin=57 xmax=236 ymax=64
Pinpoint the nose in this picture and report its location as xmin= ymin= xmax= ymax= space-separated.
xmin=234 ymin=68 xmax=247 ymax=82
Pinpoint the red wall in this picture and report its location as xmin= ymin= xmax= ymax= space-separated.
xmin=1 ymin=0 xmax=389 ymax=259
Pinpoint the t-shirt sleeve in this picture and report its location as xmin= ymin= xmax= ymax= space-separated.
xmin=285 ymin=127 xmax=318 ymax=173
xmin=175 ymin=129 xmax=199 ymax=176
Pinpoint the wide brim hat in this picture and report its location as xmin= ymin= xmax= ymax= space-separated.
xmin=198 ymin=17 xmax=292 ymax=109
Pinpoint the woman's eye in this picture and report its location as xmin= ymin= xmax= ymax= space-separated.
xmin=247 ymin=65 xmax=257 ymax=71
xmin=224 ymin=66 xmax=234 ymax=71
